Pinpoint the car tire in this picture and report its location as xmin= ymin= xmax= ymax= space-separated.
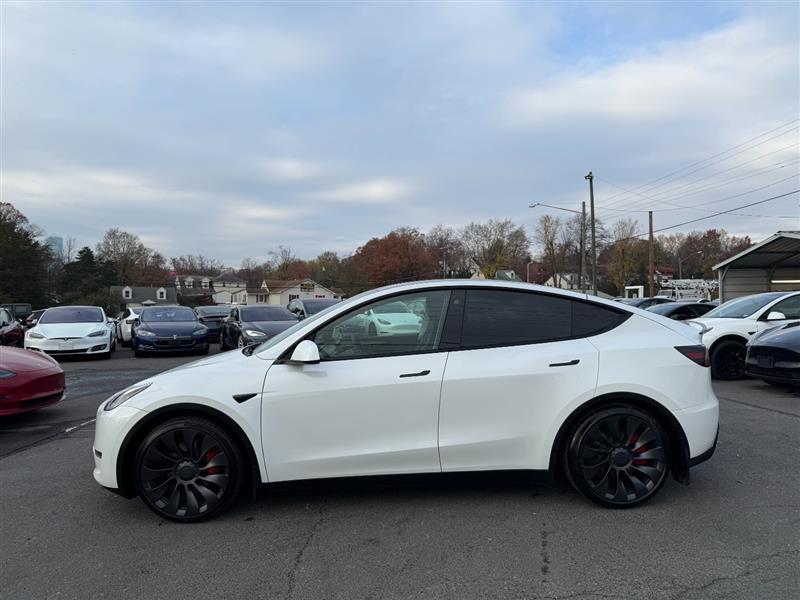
xmin=133 ymin=416 xmax=245 ymax=522
xmin=237 ymin=334 xmax=245 ymax=349
xmin=710 ymin=339 xmax=746 ymax=380
xmin=563 ymin=405 xmax=669 ymax=508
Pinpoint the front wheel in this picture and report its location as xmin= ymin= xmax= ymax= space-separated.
xmin=133 ymin=417 xmax=245 ymax=522
xmin=564 ymin=405 xmax=669 ymax=508
xmin=711 ymin=340 xmax=746 ymax=380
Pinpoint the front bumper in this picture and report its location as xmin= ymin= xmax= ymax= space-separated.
xmin=135 ymin=336 xmax=209 ymax=352
xmin=25 ymin=336 xmax=110 ymax=356
xmin=745 ymin=366 xmax=800 ymax=385
xmin=93 ymin=402 xmax=148 ymax=491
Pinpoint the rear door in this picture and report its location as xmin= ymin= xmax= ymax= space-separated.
xmin=438 ymin=289 xmax=612 ymax=472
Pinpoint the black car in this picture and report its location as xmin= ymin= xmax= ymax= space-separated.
xmin=131 ymin=306 xmax=210 ymax=357
xmin=194 ymin=305 xmax=230 ymax=342
xmin=646 ymin=302 xmax=715 ymax=320
xmin=287 ymin=298 xmax=340 ymax=320
xmin=220 ymin=305 xmax=298 ymax=350
xmin=745 ymin=322 xmax=800 ymax=386
xmin=616 ymin=297 xmax=674 ymax=309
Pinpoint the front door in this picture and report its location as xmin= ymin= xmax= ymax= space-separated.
xmin=261 ymin=289 xmax=452 ymax=482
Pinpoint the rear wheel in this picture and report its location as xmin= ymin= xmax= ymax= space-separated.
xmin=133 ymin=417 xmax=244 ymax=522
xmin=711 ymin=340 xmax=746 ymax=380
xmin=564 ymin=405 xmax=669 ymax=508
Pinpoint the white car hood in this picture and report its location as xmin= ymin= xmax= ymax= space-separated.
xmin=690 ymin=317 xmax=754 ymax=330
xmin=37 ymin=323 xmax=107 ymax=338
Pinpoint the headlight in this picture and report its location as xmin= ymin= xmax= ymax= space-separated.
xmin=27 ymin=331 xmax=45 ymax=339
xmin=104 ymin=382 xmax=152 ymax=411
xmin=136 ymin=329 xmax=157 ymax=337
xmin=244 ymin=329 xmax=266 ymax=337
xmin=192 ymin=327 xmax=208 ymax=336
xmin=87 ymin=330 xmax=107 ymax=338
xmin=0 ymin=369 xmax=16 ymax=379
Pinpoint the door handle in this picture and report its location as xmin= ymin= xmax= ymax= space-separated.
xmin=399 ymin=369 xmax=431 ymax=378
xmin=549 ymin=359 xmax=580 ymax=367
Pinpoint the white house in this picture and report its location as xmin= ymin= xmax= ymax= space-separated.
xmin=233 ymin=278 xmax=341 ymax=306
xmin=211 ymin=272 xmax=247 ymax=304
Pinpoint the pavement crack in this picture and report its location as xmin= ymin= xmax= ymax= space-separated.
xmin=286 ymin=502 xmax=327 ymax=600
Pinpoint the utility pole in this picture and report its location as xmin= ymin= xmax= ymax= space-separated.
xmin=579 ymin=201 xmax=586 ymax=291
xmin=584 ymin=172 xmax=597 ymax=295
xmin=648 ymin=210 xmax=655 ymax=297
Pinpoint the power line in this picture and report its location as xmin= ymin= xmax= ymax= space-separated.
xmin=599 ymin=119 xmax=799 ymax=209
xmin=626 ymin=189 xmax=800 ymax=239
xmin=610 ymin=141 xmax=799 ymax=210
xmin=595 ymin=172 xmax=800 ymax=217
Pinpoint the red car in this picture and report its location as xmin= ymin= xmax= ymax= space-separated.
xmin=0 ymin=307 xmax=24 ymax=347
xmin=0 ymin=347 xmax=65 ymax=416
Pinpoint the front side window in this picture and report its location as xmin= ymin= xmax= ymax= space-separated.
xmin=312 ymin=290 xmax=451 ymax=360
xmin=768 ymin=295 xmax=800 ymax=319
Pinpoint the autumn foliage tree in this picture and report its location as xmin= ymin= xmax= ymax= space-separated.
xmin=347 ymin=228 xmax=439 ymax=292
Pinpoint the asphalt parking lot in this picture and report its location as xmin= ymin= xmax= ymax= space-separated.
xmin=1 ymin=347 xmax=798 ymax=600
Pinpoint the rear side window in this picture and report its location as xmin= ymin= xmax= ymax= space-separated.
xmin=461 ymin=290 xmax=572 ymax=348
xmin=460 ymin=290 xmax=628 ymax=348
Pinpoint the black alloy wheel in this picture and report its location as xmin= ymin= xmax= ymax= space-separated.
xmin=565 ymin=406 xmax=669 ymax=507
xmin=711 ymin=340 xmax=746 ymax=380
xmin=134 ymin=417 xmax=244 ymax=522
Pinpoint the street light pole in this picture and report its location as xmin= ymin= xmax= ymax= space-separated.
xmin=584 ymin=171 xmax=597 ymax=295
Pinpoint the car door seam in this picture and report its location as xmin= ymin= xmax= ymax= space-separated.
xmin=436 ymin=351 xmax=450 ymax=473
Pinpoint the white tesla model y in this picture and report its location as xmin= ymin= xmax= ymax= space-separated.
xmin=93 ymin=280 xmax=719 ymax=521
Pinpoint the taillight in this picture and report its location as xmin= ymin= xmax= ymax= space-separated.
xmin=675 ymin=345 xmax=709 ymax=367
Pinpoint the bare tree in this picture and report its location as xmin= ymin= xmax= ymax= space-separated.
xmin=607 ymin=218 xmax=639 ymax=294
xmin=534 ymin=214 xmax=564 ymax=287
xmin=170 ymin=254 xmax=224 ymax=276
xmin=461 ymin=219 xmax=531 ymax=278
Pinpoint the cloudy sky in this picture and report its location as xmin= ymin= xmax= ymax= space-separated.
xmin=2 ymin=1 xmax=798 ymax=264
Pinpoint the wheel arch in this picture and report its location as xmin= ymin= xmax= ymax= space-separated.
xmin=115 ymin=403 xmax=261 ymax=499
xmin=548 ymin=392 xmax=692 ymax=484
xmin=708 ymin=334 xmax=748 ymax=354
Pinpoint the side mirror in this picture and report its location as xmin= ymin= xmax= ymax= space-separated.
xmin=132 ymin=319 xmax=140 ymax=326
xmin=766 ymin=311 xmax=786 ymax=321
xmin=289 ymin=340 xmax=320 ymax=364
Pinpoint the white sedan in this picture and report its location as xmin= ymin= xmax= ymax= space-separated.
xmin=93 ymin=280 xmax=719 ymax=521
xmin=25 ymin=306 xmax=116 ymax=359
xmin=690 ymin=291 xmax=800 ymax=379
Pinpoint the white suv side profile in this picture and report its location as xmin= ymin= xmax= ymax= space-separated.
xmin=691 ymin=291 xmax=800 ymax=379
xmin=93 ymin=280 xmax=719 ymax=522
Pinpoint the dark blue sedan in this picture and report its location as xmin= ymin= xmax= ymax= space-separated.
xmin=132 ymin=306 xmax=210 ymax=357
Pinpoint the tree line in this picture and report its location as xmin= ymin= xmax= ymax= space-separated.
xmin=1 ymin=200 xmax=754 ymax=313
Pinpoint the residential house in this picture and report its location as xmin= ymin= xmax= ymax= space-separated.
xmin=110 ymin=285 xmax=178 ymax=311
xmin=237 ymin=278 xmax=341 ymax=306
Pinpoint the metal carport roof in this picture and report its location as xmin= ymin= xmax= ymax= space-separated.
xmin=713 ymin=231 xmax=800 ymax=270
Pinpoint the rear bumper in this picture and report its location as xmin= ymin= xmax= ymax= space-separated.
xmin=674 ymin=395 xmax=719 ymax=461
xmin=689 ymin=427 xmax=718 ymax=467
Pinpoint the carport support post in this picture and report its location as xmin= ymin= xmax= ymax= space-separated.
xmin=648 ymin=210 xmax=655 ymax=297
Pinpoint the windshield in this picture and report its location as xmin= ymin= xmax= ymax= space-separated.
xmin=141 ymin=307 xmax=197 ymax=322
xmin=195 ymin=306 xmax=230 ymax=317
xmin=304 ymin=299 xmax=339 ymax=314
xmin=40 ymin=307 xmax=103 ymax=324
xmin=241 ymin=306 xmax=296 ymax=322
xmin=647 ymin=303 xmax=678 ymax=315
xmin=373 ymin=301 xmax=411 ymax=314
xmin=703 ymin=292 xmax=786 ymax=319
